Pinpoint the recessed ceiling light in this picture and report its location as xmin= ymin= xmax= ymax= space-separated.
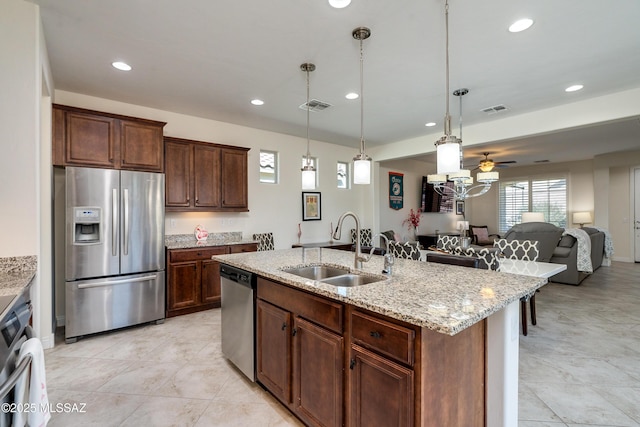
xmin=345 ymin=92 xmax=359 ymax=100
xmin=328 ymin=0 xmax=351 ymax=9
xmin=425 ymin=122 xmax=436 ymax=127
xmin=508 ymin=18 xmax=534 ymax=33
xmin=565 ymin=84 xmax=584 ymax=92
xmin=251 ymin=99 xmax=264 ymax=106
xmin=112 ymin=61 xmax=132 ymax=71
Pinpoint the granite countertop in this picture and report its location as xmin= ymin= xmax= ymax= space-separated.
xmin=0 ymin=256 xmax=37 ymax=298
xmin=165 ymin=232 xmax=258 ymax=250
xmin=212 ymin=248 xmax=547 ymax=336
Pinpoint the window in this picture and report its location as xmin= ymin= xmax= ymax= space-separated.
xmin=260 ymin=150 xmax=278 ymax=183
xmin=498 ymin=177 xmax=567 ymax=232
xmin=337 ymin=161 xmax=349 ymax=189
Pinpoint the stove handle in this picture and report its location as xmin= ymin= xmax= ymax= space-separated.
xmin=0 ymin=352 xmax=32 ymax=400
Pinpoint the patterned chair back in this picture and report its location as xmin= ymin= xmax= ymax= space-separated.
xmin=493 ymin=239 xmax=540 ymax=261
xmin=436 ymin=235 xmax=459 ymax=251
xmin=452 ymin=246 xmax=501 ymax=270
xmin=253 ymin=232 xmax=275 ymax=251
xmin=350 ymin=228 xmax=373 ymax=247
xmin=388 ymin=241 xmax=422 ymax=260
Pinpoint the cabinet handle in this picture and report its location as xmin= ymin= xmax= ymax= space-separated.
xmin=349 ymin=359 xmax=356 ymax=370
xmin=292 ymin=328 xmax=297 ymax=337
xmin=370 ymin=331 xmax=381 ymax=339
xmin=281 ymin=323 xmax=287 ymax=331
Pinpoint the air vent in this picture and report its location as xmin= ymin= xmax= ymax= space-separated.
xmin=534 ymin=160 xmax=550 ymax=163
xmin=299 ymin=99 xmax=332 ymax=112
xmin=481 ymin=104 xmax=508 ymax=115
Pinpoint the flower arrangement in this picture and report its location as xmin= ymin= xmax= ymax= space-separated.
xmin=403 ymin=208 xmax=421 ymax=230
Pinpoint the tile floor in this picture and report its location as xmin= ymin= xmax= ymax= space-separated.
xmin=43 ymin=261 xmax=640 ymax=426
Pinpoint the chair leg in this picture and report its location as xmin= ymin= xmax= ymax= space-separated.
xmin=530 ymin=294 xmax=537 ymax=325
xmin=521 ymin=298 xmax=528 ymax=336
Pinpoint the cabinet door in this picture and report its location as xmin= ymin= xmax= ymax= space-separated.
xmin=65 ymin=111 xmax=117 ymax=167
xmin=293 ymin=317 xmax=344 ymax=427
xmin=349 ymin=345 xmax=414 ymax=427
xmin=229 ymin=243 xmax=258 ymax=253
xmin=220 ymin=148 xmax=248 ymax=208
xmin=167 ymin=261 xmax=201 ymax=311
xmin=165 ymin=141 xmax=192 ymax=207
xmin=120 ymin=119 xmax=164 ymax=171
xmin=193 ymin=144 xmax=221 ymax=208
xmin=201 ymin=259 xmax=223 ymax=304
xmin=256 ymin=299 xmax=292 ymax=405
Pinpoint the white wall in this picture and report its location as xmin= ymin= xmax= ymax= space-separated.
xmin=1 ymin=0 xmax=55 ymax=347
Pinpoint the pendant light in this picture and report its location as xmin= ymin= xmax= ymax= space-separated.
xmin=301 ymin=63 xmax=316 ymax=190
xmin=434 ymin=0 xmax=462 ymax=176
xmin=352 ymin=27 xmax=372 ymax=185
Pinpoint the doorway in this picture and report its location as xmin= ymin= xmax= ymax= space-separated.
xmin=635 ymin=168 xmax=640 ymax=262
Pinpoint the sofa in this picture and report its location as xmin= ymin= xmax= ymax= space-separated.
xmin=502 ymin=222 xmax=606 ymax=285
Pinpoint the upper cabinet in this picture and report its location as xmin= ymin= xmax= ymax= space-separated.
xmin=164 ymin=136 xmax=249 ymax=212
xmin=52 ymin=104 xmax=166 ymax=172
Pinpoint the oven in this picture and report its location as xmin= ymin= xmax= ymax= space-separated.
xmin=0 ymin=290 xmax=34 ymax=427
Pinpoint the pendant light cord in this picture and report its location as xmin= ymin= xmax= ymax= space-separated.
xmin=359 ymin=36 xmax=365 ymax=155
xmin=444 ymin=0 xmax=452 ymax=137
xmin=305 ymin=67 xmax=311 ymax=165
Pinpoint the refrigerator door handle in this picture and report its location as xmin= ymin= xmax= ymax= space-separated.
xmin=112 ymin=188 xmax=118 ymax=257
xmin=77 ymin=275 xmax=158 ymax=289
xmin=123 ymin=188 xmax=129 ymax=256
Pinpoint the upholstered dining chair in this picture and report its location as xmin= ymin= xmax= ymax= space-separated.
xmin=436 ymin=235 xmax=459 ymax=252
xmin=350 ymin=228 xmax=373 ymax=247
xmin=253 ymin=232 xmax=275 ymax=251
xmin=452 ymin=246 xmax=500 ymax=270
xmin=494 ymin=238 xmax=541 ymax=335
xmin=388 ymin=241 xmax=421 ymax=260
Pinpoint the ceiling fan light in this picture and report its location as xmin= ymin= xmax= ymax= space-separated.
xmin=479 ymin=160 xmax=495 ymax=172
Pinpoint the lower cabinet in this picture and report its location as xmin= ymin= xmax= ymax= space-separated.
xmin=166 ymin=243 xmax=257 ymax=317
xmin=255 ymin=277 xmax=486 ymax=427
xmin=256 ymin=278 xmax=344 ymax=427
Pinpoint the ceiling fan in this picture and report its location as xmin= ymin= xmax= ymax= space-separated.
xmin=476 ymin=152 xmax=516 ymax=172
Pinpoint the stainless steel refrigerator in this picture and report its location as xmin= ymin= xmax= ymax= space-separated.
xmin=65 ymin=166 xmax=165 ymax=343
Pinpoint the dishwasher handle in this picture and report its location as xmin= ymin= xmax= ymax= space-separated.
xmin=220 ymin=264 xmax=255 ymax=289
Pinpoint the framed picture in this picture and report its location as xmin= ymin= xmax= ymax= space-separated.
xmin=302 ymin=192 xmax=322 ymax=221
xmin=456 ymin=200 xmax=465 ymax=215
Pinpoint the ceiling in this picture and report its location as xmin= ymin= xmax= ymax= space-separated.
xmin=32 ymin=0 xmax=640 ymax=168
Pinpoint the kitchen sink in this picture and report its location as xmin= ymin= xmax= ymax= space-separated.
xmin=282 ymin=265 xmax=351 ymax=280
xmin=282 ymin=265 xmax=385 ymax=287
xmin=319 ymin=274 xmax=383 ymax=287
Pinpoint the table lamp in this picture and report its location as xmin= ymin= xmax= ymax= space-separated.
xmin=572 ymin=211 xmax=592 ymax=228
xmin=521 ymin=212 xmax=544 ymax=223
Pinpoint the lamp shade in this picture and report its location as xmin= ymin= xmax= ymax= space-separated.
xmin=301 ymin=168 xmax=316 ymax=190
xmin=353 ymin=159 xmax=371 ymax=184
xmin=572 ymin=211 xmax=592 ymax=225
xmin=436 ymin=142 xmax=461 ymax=174
xmin=521 ymin=212 xmax=544 ymax=223
xmin=456 ymin=220 xmax=469 ymax=230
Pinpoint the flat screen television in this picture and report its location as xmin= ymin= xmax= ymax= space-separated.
xmin=420 ymin=177 xmax=454 ymax=213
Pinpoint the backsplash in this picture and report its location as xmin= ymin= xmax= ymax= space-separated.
xmin=165 ymin=232 xmax=244 ymax=245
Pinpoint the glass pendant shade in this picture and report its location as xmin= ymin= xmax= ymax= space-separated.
xmin=353 ymin=158 xmax=371 ymax=185
xmin=301 ymin=167 xmax=316 ymax=189
xmin=437 ymin=142 xmax=461 ymax=174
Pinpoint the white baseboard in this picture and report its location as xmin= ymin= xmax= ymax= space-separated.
xmin=611 ymin=256 xmax=633 ymax=263
xmin=40 ymin=333 xmax=55 ymax=350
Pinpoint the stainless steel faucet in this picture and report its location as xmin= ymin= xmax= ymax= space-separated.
xmin=372 ymin=233 xmax=394 ymax=275
xmin=333 ymin=211 xmax=368 ymax=269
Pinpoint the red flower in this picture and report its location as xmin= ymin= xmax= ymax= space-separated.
xmin=403 ymin=208 xmax=421 ymax=230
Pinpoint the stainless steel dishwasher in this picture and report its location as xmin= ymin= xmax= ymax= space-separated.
xmin=220 ymin=263 xmax=256 ymax=381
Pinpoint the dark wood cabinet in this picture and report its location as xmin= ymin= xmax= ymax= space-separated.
xmin=256 ymin=278 xmax=344 ymax=427
xmin=52 ymin=104 xmax=165 ymax=172
xmin=256 ymin=299 xmax=292 ymax=404
xmin=164 ymin=137 xmax=249 ymax=212
xmin=166 ymin=246 xmax=236 ymax=317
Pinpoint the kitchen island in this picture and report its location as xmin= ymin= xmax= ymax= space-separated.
xmin=213 ymin=248 xmax=550 ymax=427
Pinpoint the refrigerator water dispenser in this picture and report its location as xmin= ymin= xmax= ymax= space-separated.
xmin=73 ymin=207 xmax=101 ymax=244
